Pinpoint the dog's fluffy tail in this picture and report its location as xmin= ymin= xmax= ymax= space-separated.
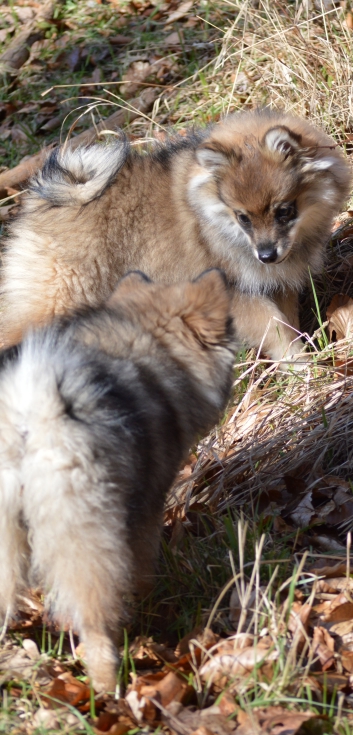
xmin=31 ymin=138 xmax=130 ymax=206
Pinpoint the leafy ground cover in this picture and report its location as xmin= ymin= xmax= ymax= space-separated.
xmin=2 ymin=0 xmax=353 ymax=733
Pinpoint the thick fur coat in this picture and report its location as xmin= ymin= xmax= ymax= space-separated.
xmin=1 ymin=108 xmax=351 ymax=361
xmin=0 ymin=269 xmax=236 ymax=692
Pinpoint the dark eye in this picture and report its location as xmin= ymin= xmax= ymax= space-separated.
xmin=237 ymin=213 xmax=251 ymax=228
xmin=276 ymin=202 xmax=296 ymax=223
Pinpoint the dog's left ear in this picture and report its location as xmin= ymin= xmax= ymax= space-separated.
xmin=263 ymin=126 xmax=302 ymax=161
xmin=107 ymin=271 xmax=152 ymax=306
xmin=182 ymin=269 xmax=233 ymax=346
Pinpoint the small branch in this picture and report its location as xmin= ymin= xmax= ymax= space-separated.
xmin=0 ymin=87 xmax=158 ymax=198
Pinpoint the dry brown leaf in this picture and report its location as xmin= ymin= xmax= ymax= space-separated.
xmin=120 ymin=60 xmax=152 ymax=98
xmin=314 ymin=672 xmax=349 ymax=692
xmin=325 ymin=475 xmax=352 ymax=490
xmin=217 ymin=693 xmax=238 ymax=716
xmin=314 ymin=591 xmax=350 ymax=616
xmin=0 ymin=643 xmax=35 ymax=681
xmin=232 ymin=406 xmax=272 ymax=440
xmin=95 ymin=711 xmax=120 ymax=733
xmin=341 ymin=649 xmax=353 ymax=673
xmin=163 ymin=31 xmax=182 ymax=46
xmin=312 ymin=626 xmax=335 ymax=670
xmin=141 ymin=671 xmax=188 ymax=706
xmin=165 ymin=0 xmax=193 ymax=24
xmin=162 ymin=703 xmax=237 ymax=735
xmin=200 ymin=642 xmax=278 ymax=683
xmin=289 ymin=492 xmax=315 ymax=527
xmin=22 ymin=638 xmax=40 ymax=661
xmin=315 ymin=578 xmax=352 ymax=594
xmin=323 ymin=601 xmax=353 ymax=623
xmin=236 ymin=707 xmax=328 ymax=735
xmin=184 ymin=16 xmax=198 ymax=27
xmin=320 ymin=494 xmax=353 ymax=525
xmin=129 ymin=636 xmax=176 ymax=667
xmin=310 ymin=535 xmax=346 ymax=553
xmin=126 ymin=669 xmax=192 ymax=726
xmin=168 ymin=634 xmax=221 ymax=674
xmin=213 ymin=634 xmax=255 ymax=654
xmin=94 ymin=717 xmax=131 ymax=735
xmin=328 ymin=618 xmax=353 ymax=640
xmin=42 ymin=673 xmax=91 ymax=708
xmin=230 ymin=71 xmax=249 ymax=92
xmin=327 ymin=294 xmax=353 ymax=341
xmin=126 ymin=688 xmax=157 ymax=724
xmin=287 ymin=602 xmax=312 ymax=648
xmin=175 ymin=627 xmax=218 ymax=657
xmin=0 ymin=0 xmax=58 ymax=75
xmin=235 ymin=711 xmax=261 ymax=735
xmin=102 ymin=725 xmax=131 ymax=735
xmin=310 ymin=558 xmax=350 ymax=578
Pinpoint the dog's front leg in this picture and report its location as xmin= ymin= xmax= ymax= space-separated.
xmin=273 ymin=287 xmax=300 ymax=331
xmin=231 ymin=290 xmax=304 ymax=364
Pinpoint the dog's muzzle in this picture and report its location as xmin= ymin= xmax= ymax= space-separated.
xmin=256 ymin=243 xmax=278 ymax=264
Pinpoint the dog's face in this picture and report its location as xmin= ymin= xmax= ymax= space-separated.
xmin=188 ymin=115 xmax=351 ymax=284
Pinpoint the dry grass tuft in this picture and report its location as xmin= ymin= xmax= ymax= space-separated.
xmin=172 ymin=339 xmax=353 ymax=519
xmin=164 ymin=0 xmax=353 ymax=140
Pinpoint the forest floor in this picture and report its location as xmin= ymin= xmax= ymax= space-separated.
xmin=2 ymin=1 xmax=353 ymax=733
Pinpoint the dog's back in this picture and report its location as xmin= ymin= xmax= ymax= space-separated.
xmin=0 ymin=269 xmax=236 ymax=692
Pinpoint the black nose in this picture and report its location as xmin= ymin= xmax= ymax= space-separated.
xmin=257 ymin=246 xmax=278 ymax=264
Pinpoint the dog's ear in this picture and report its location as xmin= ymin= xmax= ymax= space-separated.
xmin=106 ymin=271 xmax=152 ymax=307
xmin=196 ymin=139 xmax=241 ymax=173
xmin=263 ymin=126 xmax=302 ymax=161
xmin=182 ymin=269 xmax=233 ymax=346
xmin=301 ymin=155 xmax=340 ymax=174
xmin=196 ymin=143 xmax=228 ymax=170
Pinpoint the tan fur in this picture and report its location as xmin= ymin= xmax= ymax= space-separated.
xmin=0 ymin=269 xmax=236 ymax=692
xmin=1 ymin=108 xmax=351 ymax=361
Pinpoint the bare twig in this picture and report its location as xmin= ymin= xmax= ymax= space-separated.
xmin=0 ymin=87 xmax=158 ymax=197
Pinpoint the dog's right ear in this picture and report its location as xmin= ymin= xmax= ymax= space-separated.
xmin=106 ymin=271 xmax=152 ymax=307
xmin=196 ymin=141 xmax=235 ymax=172
xmin=196 ymin=143 xmax=228 ymax=171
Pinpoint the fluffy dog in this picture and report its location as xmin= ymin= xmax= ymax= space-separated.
xmin=1 ymin=108 xmax=351 ymax=361
xmin=0 ymin=269 xmax=236 ymax=692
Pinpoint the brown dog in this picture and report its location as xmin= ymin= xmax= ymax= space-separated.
xmin=1 ymin=108 xmax=350 ymax=361
xmin=0 ymin=269 xmax=236 ymax=692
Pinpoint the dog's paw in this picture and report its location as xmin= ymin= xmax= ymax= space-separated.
xmin=278 ymin=344 xmax=311 ymax=372
xmin=274 ymin=339 xmax=310 ymax=372
xmin=82 ymin=632 xmax=118 ymax=693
